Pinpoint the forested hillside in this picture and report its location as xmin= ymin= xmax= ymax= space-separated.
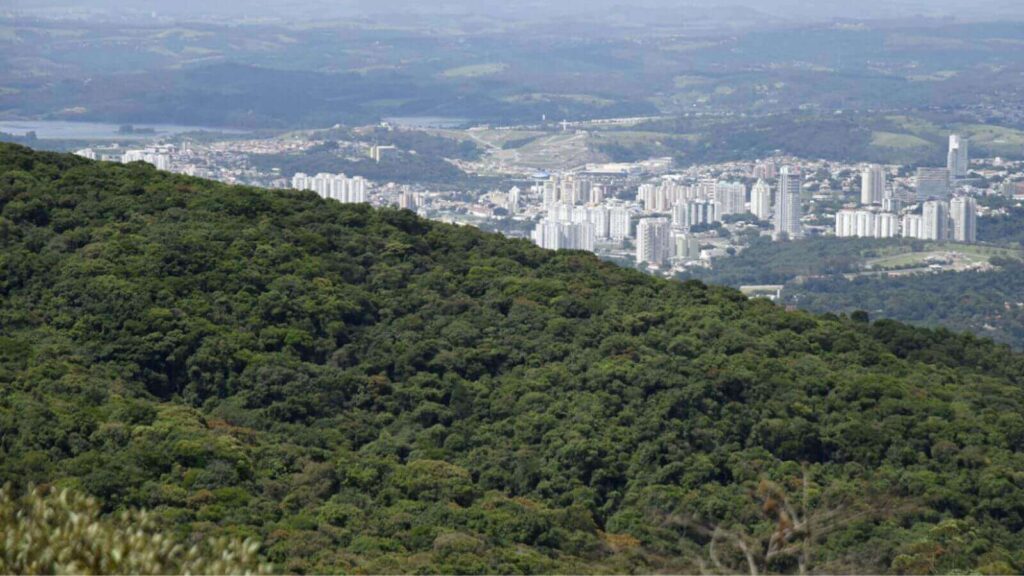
xmin=2 ymin=143 xmax=1024 ymax=574
xmin=789 ymin=259 xmax=1024 ymax=350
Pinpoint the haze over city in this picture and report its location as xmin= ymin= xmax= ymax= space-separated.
xmin=11 ymin=0 xmax=1024 ymax=23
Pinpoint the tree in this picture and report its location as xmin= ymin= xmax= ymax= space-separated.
xmin=0 ymin=485 xmax=271 ymax=575
xmin=658 ymin=468 xmax=909 ymax=575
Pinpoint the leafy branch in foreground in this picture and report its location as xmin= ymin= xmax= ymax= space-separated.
xmin=657 ymin=468 xmax=913 ymax=575
xmin=0 ymin=484 xmax=271 ymax=575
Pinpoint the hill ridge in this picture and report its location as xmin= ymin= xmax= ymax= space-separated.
xmin=1 ymin=143 xmax=1023 ymax=574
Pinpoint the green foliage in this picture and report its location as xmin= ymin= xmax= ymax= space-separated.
xmin=789 ymin=261 xmax=1024 ymax=349
xmin=978 ymin=205 xmax=1024 ymax=247
xmin=2 ymin=143 xmax=1024 ymax=573
xmin=248 ymin=139 xmax=494 ymax=187
xmin=684 ymin=235 xmax=888 ymax=285
xmin=0 ymin=485 xmax=269 ymax=575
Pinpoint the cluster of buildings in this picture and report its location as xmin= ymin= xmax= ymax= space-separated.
xmin=76 ymin=146 xmax=171 ymax=170
xmin=530 ymin=202 xmax=633 ymax=251
xmin=834 ymin=135 xmax=978 ymax=243
xmin=291 ymin=172 xmax=369 ymax=204
xmin=835 ymin=197 xmax=976 ymax=242
xmin=524 ymin=133 xmax=998 ymax=274
xmin=70 ymin=126 xmax=1018 ymax=281
xmin=529 ymin=163 xmax=804 ymax=268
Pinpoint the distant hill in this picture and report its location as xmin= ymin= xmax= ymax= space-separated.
xmin=1 ymin=143 xmax=1023 ymax=573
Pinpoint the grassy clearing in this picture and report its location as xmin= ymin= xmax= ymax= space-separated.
xmin=865 ymin=243 xmax=1023 ymax=269
xmin=870 ymin=131 xmax=932 ymax=149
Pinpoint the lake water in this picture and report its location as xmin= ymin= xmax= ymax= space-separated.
xmin=0 ymin=120 xmax=243 ymax=140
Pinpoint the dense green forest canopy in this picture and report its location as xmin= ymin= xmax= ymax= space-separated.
xmin=2 ymin=144 xmax=1024 ymax=573
xmin=788 ymin=259 xmax=1024 ymax=351
xmin=685 ymin=232 xmax=1024 ymax=349
xmin=683 ymin=236 xmax=898 ymax=286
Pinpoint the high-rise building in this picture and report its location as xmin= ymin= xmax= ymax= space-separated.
xmin=877 ymin=213 xmax=900 ymax=238
xmin=916 ymin=167 xmax=950 ymax=201
xmin=716 ymin=181 xmax=747 ymax=215
xmin=881 ymin=193 xmax=902 ymax=214
xmin=673 ymin=199 xmax=720 ymax=230
xmin=122 ymin=150 xmax=146 ymax=163
xmin=695 ymin=179 xmax=716 ymax=201
xmin=670 ymin=203 xmax=686 ymax=229
xmin=636 ymin=217 xmax=672 ymax=266
xmin=639 ymin=180 xmax=690 ymax=213
xmin=773 ymin=166 xmax=802 ymax=239
xmin=588 ymin=184 xmax=605 ymax=206
xmin=753 ymin=162 xmax=777 ymax=180
xmin=672 ymin=233 xmax=702 ymax=261
xmin=121 ymin=148 xmax=171 ymax=171
xmin=292 ymin=172 xmax=369 ymax=203
xmin=531 ymin=219 xmax=595 ymax=252
xmin=638 ymin=183 xmax=657 ymax=211
xmin=398 ymin=191 xmax=418 ymax=211
xmin=835 ymin=208 xmax=898 ymax=239
xmin=835 ymin=209 xmax=856 ymax=238
xmin=861 ymin=164 xmax=885 ymax=205
xmin=589 ymin=206 xmax=610 ymax=239
xmin=947 ymin=134 xmax=969 ymax=179
xmin=949 ymin=196 xmax=977 ymax=243
xmin=609 ymin=207 xmax=631 ymax=240
xmin=543 ymin=179 xmax=559 ymax=207
xmin=921 ymin=200 xmax=950 ymax=241
xmin=507 ymin=186 xmax=521 ymax=214
xmin=750 ymin=179 xmax=772 ymax=221
xmin=901 ymin=214 xmax=923 ymax=239
xmin=567 ymin=177 xmax=590 ymax=205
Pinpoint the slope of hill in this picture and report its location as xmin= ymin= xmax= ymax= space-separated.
xmin=1 ymin=143 xmax=1024 ymax=573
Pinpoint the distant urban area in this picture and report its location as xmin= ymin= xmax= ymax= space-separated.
xmin=66 ymin=120 xmax=1021 ymax=299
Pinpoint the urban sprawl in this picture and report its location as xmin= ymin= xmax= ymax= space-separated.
xmin=75 ymin=129 xmax=1023 ymax=279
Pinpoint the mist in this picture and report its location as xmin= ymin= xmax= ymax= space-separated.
xmin=10 ymin=0 xmax=1024 ymax=24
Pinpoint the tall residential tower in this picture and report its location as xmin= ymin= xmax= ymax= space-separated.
xmin=947 ymin=134 xmax=969 ymax=179
xmin=861 ymin=164 xmax=885 ymax=205
xmin=773 ymin=166 xmax=802 ymax=239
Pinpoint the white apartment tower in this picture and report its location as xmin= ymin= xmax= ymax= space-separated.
xmin=608 ymin=207 xmax=631 ymax=240
xmin=716 ymin=181 xmax=747 ymax=216
xmin=750 ymin=179 xmax=772 ymax=221
xmin=397 ymin=191 xmax=418 ymax=211
xmin=673 ymin=199 xmax=720 ymax=230
xmin=921 ymin=200 xmax=950 ymax=241
xmin=542 ymin=179 xmax=560 ymax=207
xmin=901 ymin=214 xmax=923 ymax=239
xmin=531 ymin=220 xmax=595 ymax=252
xmin=947 ymin=134 xmax=969 ymax=179
xmin=292 ymin=172 xmax=368 ymax=203
xmin=835 ymin=209 xmax=898 ymax=239
xmin=774 ymin=166 xmax=802 ymax=239
xmin=636 ymin=217 xmax=672 ymax=266
xmin=950 ymin=196 xmax=977 ymax=243
xmin=861 ymin=164 xmax=885 ymax=205
xmin=507 ymin=186 xmax=521 ymax=215
xmin=589 ymin=206 xmax=610 ymax=239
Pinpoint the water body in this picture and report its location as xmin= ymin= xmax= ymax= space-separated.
xmin=0 ymin=120 xmax=243 ymax=140
xmin=382 ymin=116 xmax=469 ymax=129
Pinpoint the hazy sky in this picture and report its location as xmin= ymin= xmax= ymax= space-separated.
xmin=9 ymin=0 xmax=1024 ymax=23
